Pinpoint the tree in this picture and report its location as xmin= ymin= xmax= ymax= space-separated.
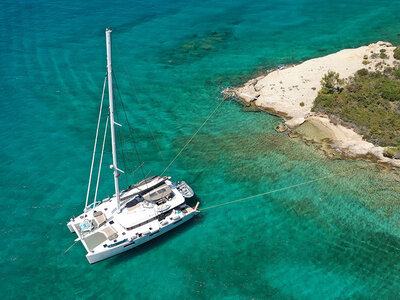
xmin=320 ymin=71 xmax=343 ymax=93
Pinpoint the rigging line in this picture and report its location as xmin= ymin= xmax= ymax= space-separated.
xmin=112 ymin=71 xmax=146 ymax=180
xmin=121 ymin=130 xmax=132 ymax=184
xmin=84 ymin=73 xmax=107 ymax=212
xmin=160 ymin=97 xmax=226 ymax=177
xmin=145 ymin=170 xmax=152 ymax=178
xmin=200 ymin=168 xmax=357 ymax=211
xmin=113 ymin=45 xmax=165 ymax=162
xmin=93 ymin=115 xmax=109 ymax=207
xmin=113 ymin=88 xmax=129 ymax=187
xmin=129 ymin=162 xmax=145 ymax=181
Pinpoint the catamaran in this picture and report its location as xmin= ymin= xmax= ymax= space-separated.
xmin=66 ymin=29 xmax=199 ymax=264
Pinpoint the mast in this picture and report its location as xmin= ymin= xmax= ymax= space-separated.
xmin=105 ymin=28 xmax=121 ymax=212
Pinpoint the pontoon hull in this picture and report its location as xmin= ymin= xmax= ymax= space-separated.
xmin=86 ymin=210 xmax=198 ymax=264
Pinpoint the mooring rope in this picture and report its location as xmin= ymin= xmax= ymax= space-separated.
xmin=200 ymin=168 xmax=356 ymax=211
xmin=160 ymin=98 xmax=226 ymax=176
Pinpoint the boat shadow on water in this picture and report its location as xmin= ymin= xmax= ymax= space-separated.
xmin=106 ymin=209 xmax=204 ymax=266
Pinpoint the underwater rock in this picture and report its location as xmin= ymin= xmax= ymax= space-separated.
xmin=165 ymin=30 xmax=233 ymax=65
xmin=275 ymin=123 xmax=288 ymax=132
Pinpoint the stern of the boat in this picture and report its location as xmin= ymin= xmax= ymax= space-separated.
xmin=67 ymin=219 xmax=76 ymax=233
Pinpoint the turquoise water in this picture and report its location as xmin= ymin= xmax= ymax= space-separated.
xmin=1 ymin=0 xmax=400 ymax=298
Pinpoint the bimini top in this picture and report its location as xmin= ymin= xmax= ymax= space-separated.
xmin=143 ymin=184 xmax=172 ymax=202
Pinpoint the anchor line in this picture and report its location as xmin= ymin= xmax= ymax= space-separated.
xmin=160 ymin=97 xmax=226 ymax=176
xmin=200 ymin=168 xmax=358 ymax=211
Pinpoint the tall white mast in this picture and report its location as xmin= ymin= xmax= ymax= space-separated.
xmin=105 ymin=28 xmax=121 ymax=212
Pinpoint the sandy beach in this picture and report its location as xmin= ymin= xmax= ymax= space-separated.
xmin=231 ymin=42 xmax=400 ymax=168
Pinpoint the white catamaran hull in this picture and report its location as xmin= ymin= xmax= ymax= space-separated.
xmin=86 ymin=210 xmax=198 ymax=264
xmin=66 ymin=29 xmax=200 ymax=264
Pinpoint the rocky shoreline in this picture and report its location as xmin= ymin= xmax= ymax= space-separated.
xmin=228 ymin=42 xmax=400 ymax=168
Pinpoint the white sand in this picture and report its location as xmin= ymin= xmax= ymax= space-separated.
xmin=232 ymin=42 xmax=400 ymax=167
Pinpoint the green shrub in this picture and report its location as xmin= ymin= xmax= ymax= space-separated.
xmin=312 ymin=67 xmax=400 ymax=147
xmin=363 ymin=55 xmax=368 ymax=60
xmin=378 ymin=78 xmax=400 ymax=101
xmin=362 ymin=60 xmax=370 ymax=65
xmin=369 ymin=70 xmax=383 ymax=78
xmin=356 ymin=68 xmax=369 ymax=77
xmin=347 ymin=83 xmax=362 ymax=93
xmin=394 ymin=47 xmax=400 ymax=60
xmin=394 ymin=69 xmax=400 ymax=79
xmin=383 ymin=67 xmax=393 ymax=77
xmin=380 ymin=52 xmax=388 ymax=59
xmin=299 ymin=102 xmax=304 ymax=107
xmin=383 ymin=147 xmax=400 ymax=158
xmin=371 ymin=53 xmax=379 ymax=59
xmin=313 ymin=93 xmax=337 ymax=112
xmin=380 ymin=49 xmax=386 ymax=53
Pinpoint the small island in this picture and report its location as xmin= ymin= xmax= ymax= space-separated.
xmin=230 ymin=42 xmax=400 ymax=168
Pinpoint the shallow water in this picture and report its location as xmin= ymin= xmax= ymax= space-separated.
xmin=1 ymin=0 xmax=400 ymax=298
